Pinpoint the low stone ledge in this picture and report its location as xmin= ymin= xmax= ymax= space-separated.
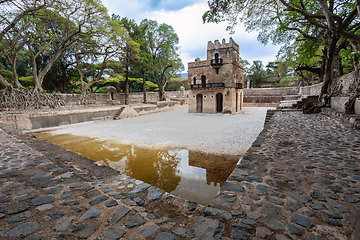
xmin=322 ymin=107 xmax=360 ymax=129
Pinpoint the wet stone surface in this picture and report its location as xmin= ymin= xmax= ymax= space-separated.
xmin=1 ymin=110 xmax=360 ymax=239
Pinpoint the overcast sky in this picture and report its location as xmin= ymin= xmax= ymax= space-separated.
xmin=102 ymin=0 xmax=281 ymax=73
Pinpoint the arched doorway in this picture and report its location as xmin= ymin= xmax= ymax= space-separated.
xmin=201 ymin=75 xmax=206 ymax=88
xmin=216 ymin=93 xmax=223 ymax=113
xmin=196 ymin=94 xmax=203 ymax=113
xmin=236 ymin=91 xmax=238 ymax=112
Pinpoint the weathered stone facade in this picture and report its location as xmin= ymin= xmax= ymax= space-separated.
xmin=188 ymin=38 xmax=244 ymax=113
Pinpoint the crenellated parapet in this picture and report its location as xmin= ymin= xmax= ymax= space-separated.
xmin=207 ymin=37 xmax=239 ymax=54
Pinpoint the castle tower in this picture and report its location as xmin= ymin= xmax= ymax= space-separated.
xmin=188 ymin=38 xmax=244 ymax=113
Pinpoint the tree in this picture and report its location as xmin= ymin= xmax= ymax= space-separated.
xmin=0 ymin=0 xmax=49 ymax=88
xmin=141 ymin=19 xmax=184 ymax=101
xmin=203 ymin=0 xmax=360 ymax=97
xmin=249 ymin=60 xmax=267 ymax=87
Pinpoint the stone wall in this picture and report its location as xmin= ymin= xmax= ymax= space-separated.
xmin=58 ymin=91 xmax=186 ymax=106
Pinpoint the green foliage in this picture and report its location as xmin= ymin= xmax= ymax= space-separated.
xmin=165 ymin=78 xmax=188 ymax=91
xmin=0 ymin=69 xmax=14 ymax=82
xmin=276 ymin=77 xmax=295 ymax=87
xmin=19 ymin=76 xmax=35 ymax=88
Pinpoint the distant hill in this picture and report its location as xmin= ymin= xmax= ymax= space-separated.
xmin=180 ymin=73 xmax=188 ymax=79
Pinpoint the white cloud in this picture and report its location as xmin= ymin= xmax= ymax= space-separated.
xmin=102 ymin=0 xmax=281 ymax=73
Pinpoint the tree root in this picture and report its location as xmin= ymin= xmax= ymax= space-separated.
xmin=0 ymin=88 xmax=65 ymax=111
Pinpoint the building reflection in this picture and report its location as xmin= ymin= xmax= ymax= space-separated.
xmin=188 ymin=151 xmax=239 ymax=187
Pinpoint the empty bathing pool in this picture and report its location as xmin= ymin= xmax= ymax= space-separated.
xmin=33 ymin=107 xmax=269 ymax=205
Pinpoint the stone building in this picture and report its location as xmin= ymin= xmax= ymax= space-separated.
xmin=188 ymin=38 xmax=244 ymax=113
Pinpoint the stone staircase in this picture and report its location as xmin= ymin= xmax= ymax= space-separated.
xmin=264 ymin=109 xmax=276 ymax=127
xmin=277 ymin=95 xmax=319 ymax=110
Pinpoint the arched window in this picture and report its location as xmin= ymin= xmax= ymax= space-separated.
xmin=214 ymin=53 xmax=219 ymax=63
xmin=201 ymin=75 xmax=206 ymax=87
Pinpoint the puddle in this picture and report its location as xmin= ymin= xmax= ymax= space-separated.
xmin=35 ymin=132 xmax=240 ymax=205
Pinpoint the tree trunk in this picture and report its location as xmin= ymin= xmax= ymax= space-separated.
xmin=0 ymin=74 xmax=10 ymax=88
xmin=159 ymin=85 xmax=166 ymax=101
xmin=125 ymin=67 xmax=129 ymax=105
xmin=320 ymin=36 xmax=339 ymax=103
xmin=143 ymin=70 xmax=147 ymax=103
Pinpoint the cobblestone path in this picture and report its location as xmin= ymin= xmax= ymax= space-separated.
xmin=212 ymin=111 xmax=360 ymax=239
xmin=0 ymin=110 xmax=359 ymax=239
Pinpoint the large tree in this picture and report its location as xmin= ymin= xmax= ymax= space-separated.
xmin=203 ymin=0 xmax=360 ymax=97
xmin=141 ymin=19 xmax=183 ymax=101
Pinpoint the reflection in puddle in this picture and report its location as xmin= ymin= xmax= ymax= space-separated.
xmin=35 ymin=132 xmax=240 ymax=205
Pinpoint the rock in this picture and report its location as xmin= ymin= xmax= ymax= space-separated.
xmin=29 ymin=172 xmax=49 ymax=180
xmin=324 ymin=211 xmax=343 ymax=219
xmin=60 ymin=191 xmax=72 ymax=199
xmin=62 ymin=200 xmax=80 ymax=206
xmin=325 ymin=219 xmax=343 ymax=227
xmin=103 ymin=228 xmax=126 ymax=240
xmin=231 ymin=229 xmax=250 ymax=240
xmin=70 ymin=182 xmax=91 ymax=190
xmin=232 ymin=223 xmax=253 ymax=230
xmin=125 ymin=214 xmax=147 ymax=229
xmin=291 ymin=195 xmax=309 ymax=204
xmin=261 ymin=216 xmax=285 ymax=231
xmin=3 ymin=202 xmax=30 ymax=214
xmin=83 ymin=189 xmax=102 ymax=198
xmin=54 ymin=216 xmax=76 ymax=232
xmin=286 ymin=202 xmax=301 ymax=212
xmin=80 ymin=209 xmax=101 ymax=220
xmin=5 ymin=211 xmax=31 ymax=223
xmin=31 ymin=196 xmax=55 ymax=206
xmin=172 ymin=227 xmax=187 ymax=238
xmin=140 ymin=224 xmax=159 ymax=237
xmin=256 ymin=227 xmax=273 ymax=238
xmin=160 ymin=222 xmax=175 ymax=230
xmin=290 ymin=214 xmax=310 ymax=228
xmin=105 ymin=199 xmax=119 ymax=208
xmin=202 ymin=207 xmax=232 ymax=221
xmin=45 ymin=186 xmax=63 ymax=194
xmin=310 ymin=203 xmax=328 ymax=210
xmin=89 ymin=195 xmax=109 ymax=206
xmin=7 ymin=182 xmax=24 ymax=188
xmin=0 ymin=197 xmax=12 ymax=203
xmin=72 ymin=223 xmax=85 ymax=233
xmin=18 ymin=193 xmax=35 ymax=201
xmin=15 ymin=188 xmax=35 ymax=196
xmin=131 ymin=183 xmax=151 ymax=193
xmin=121 ymin=199 xmax=136 ymax=206
xmin=109 ymin=180 xmax=122 ymax=186
xmin=256 ymin=185 xmax=268 ymax=192
xmin=60 ymin=172 xmax=73 ymax=178
xmin=36 ymin=203 xmax=54 ymax=212
xmin=310 ymin=190 xmax=327 ymax=202
xmin=155 ymin=232 xmax=176 ymax=240
xmin=287 ymin=223 xmax=303 ymax=236
xmin=187 ymin=201 xmax=198 ymax=211
xmin=211 ymin=192 xmax=238 ymax=208
xmin=3 ymin=222 xmax=40 ymax=237
xmin=222 ymin=182 xmax=245 ymax=192
xmin=187 ymin=216 xmax=224 ymax=240
xmin=331 ymin=202 xmax=350 ymax=213
xmin=47 ymin=210 xmax=66 ymax=219
xmin=240 ymin=218 xmax=256 ymax=225
xmin=41 ymin=179 xmax=61 ymax=188
xmin=74 ymin=220 xmax=102 ymax=238
xmin=261 ymin=203 xmax=286 ymax=220
xmin=110 ymin=206 xmax=130 ymax=224
xmin=146 ymin=187 xmax=165 ymax=203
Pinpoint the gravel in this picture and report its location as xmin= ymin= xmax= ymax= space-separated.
xmin=40 ymin=107 xmax=270 ymax=155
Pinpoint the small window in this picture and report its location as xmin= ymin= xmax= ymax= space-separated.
xmin=193 ymin=77 xmax=196 ymax=85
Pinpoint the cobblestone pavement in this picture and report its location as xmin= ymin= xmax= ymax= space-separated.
xmin=211 ymin=111 xmax=360 ymax=239
xmin=0 ymin=111 xmax=359 ymax=239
